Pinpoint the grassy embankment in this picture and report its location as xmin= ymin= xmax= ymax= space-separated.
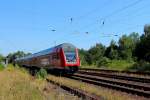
xmin=0 ymin=64 xmax=79 ymax=100
xmin=105 ymin=60 xmax=135 ymax=71
xmin=81 ymin=60 xmax=150 ymax=72
xmin=0 ymin=64 xmax=148 ymax=100
xmin=81 ymin=60 xmax=134 ymax=70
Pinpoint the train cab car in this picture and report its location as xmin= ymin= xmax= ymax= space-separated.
xmin=15 ymin=43 xmax=80 ymax=74
xmin=59 ymin=43 xmax=80 ymax=73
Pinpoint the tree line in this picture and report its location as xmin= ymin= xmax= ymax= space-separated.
xmin=0 ymin=51 xmax=31 ymax=65
xmin=79 ymin=24 xmax=150 ymax=70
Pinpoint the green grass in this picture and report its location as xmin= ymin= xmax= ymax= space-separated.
xmin=0 ymin=65 xmax=45 ymax=100
xmin=0 ymin=64 xmax=80 ymax=100
xmin=81 ymin=59 xmax=150 ymax=72
xmin=81 ymin=60 xmax=135 ymax=71
xmin=127 ymin=61 xmax=150 ymax=72
xmin=106 ymin=60 xmax=135 ymax=71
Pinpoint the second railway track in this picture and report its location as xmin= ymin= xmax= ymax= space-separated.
xmin=78 ymin=69 xmax=150 ymax=83
xmin=66 ymin=69 xmax=150 ymax=98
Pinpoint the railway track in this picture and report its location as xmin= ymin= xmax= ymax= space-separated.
xmin=80 ymin=68 xmax=150 ymax=76
xmin=46 ymin=76 xmax=103 ymax=100
xmin=66 ymin=69 xmax=150 ymax=98
xmin=78 ymin=69 xmax=150 ymax=83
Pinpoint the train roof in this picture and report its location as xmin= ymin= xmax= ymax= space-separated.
xmin=56 ymin=43 xmax=76 ymax=49
xmin=16 ymin=43 xmax=76 ymax=61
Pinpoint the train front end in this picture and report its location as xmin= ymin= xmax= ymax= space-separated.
xmin=61 ymin=43 xmax=80 ymax=73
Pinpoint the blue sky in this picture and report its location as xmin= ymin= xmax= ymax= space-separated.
xmin=0 ymin=0 xmax=150 ymax=55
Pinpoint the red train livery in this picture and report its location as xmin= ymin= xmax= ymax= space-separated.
xmin=16 ymin=43 xmax=80 ymax=73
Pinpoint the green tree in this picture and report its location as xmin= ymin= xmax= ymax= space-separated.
xmin=134 ymin=25 xmax=150 ymax=62
xmin=78 ymin=49 xmax=88 ymax=65
xmin=7 ymin=51 xmax=31 ymax=63
xmin=105 ymin=40 xmax=119 ymax=60
xmin=118 ymin=32 xmax=139 ymax=60
xmin=85 ymin=52 xmax=93 ymax=65
xmin=135 ymin=34 xmax=150 ymax=62
xmin=0 ymin=54 xmax=4 ymax=62
xmin=87 ymin=43 xmax=105 ymax=65
xmin=144 ymin=24 xmax=150 ymax=36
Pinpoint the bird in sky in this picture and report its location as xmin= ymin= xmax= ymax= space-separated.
xmin=51 ymin=29 xmax=56 ymax=32
xmin=48 ymin=25 xmax=56 ymax=32
xmin=70 ymin=18 xmax=73 ymax=23
xmin=85 ymin=32 xmax=89 ymax=34
xmin=102 ymin=21 xmax=105 ymax=25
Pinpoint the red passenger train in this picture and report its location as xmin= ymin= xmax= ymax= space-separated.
xmin=16 ymin=43 xmax=80 ymax=73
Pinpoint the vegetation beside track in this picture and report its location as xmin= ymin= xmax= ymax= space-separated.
xmin=0 ymin=65 xmax=44 ymax=100
xmin=81 ymin=60 xmax=135 ymax=71
xmin=79 ymin=25 xmax=150 ymax=72
xmin=47 ymin=75 xmax=139 ymax=100
xmin=81 ymin=60 xmax=150 ymax=72
xmin=0 ymin=63 xmax=4 ymax=71
xmin=0 ymin=65 xmax=79 ymax=100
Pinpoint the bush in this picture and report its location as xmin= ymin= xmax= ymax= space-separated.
xmin=36 ymin=68 xmax=47 ymax=79
xmin=106 ymin=60 xmax=134 ymax=70
xmin=128 ymin=60 xmax=150 ymax=72
xmin=97 ymin=57 xmax=110 ymax=67
xmin=0 ymin=63 xmax=4 ymax=71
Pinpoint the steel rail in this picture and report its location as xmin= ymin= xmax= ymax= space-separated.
xmin=74 ymin=73 xmax=150 ymax=91
xmin=80 ymin=68 xmax=150 ymax=76
xmin=67 ymin=73 xmax=150 ymax=98
xmin=46 ymin=77 xmax=104 ymax=100
xmin=78 ymin=70 xmax=150 ymax=83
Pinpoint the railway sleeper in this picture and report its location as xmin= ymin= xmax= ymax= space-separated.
xmin=78 ymin=71 xmax=150 ymax=83
xmin=73 ymin=74 xmax=150 ymax=92
xmin=69 ymin=75 xmax=150 ymax=98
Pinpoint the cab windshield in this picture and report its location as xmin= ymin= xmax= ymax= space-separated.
xmin=65 ymin=52 xmax=76 ymax=62
xmin=63 ymin=45 xmax=77 ymax=63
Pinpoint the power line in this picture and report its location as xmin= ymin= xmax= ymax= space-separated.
xmin=48 ymin=0 xmax=146 ymax=42
xmin=77 ymin=0 xmax=144 ymax=31
xmin=103 ymin=0 xmax=143 ymax=20
xmin=116 ymin=24 xmax=144 ymax=34
xmin=74 ymin=0 xmax=111 ymax=21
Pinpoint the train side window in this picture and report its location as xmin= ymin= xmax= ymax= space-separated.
xmin=52 ymin=53 xmax=59 ymax=59
xmin=56 ymin=53 xmax=59 ymax=59
xmin=52 ymin=54 xmax=56 ymax=59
